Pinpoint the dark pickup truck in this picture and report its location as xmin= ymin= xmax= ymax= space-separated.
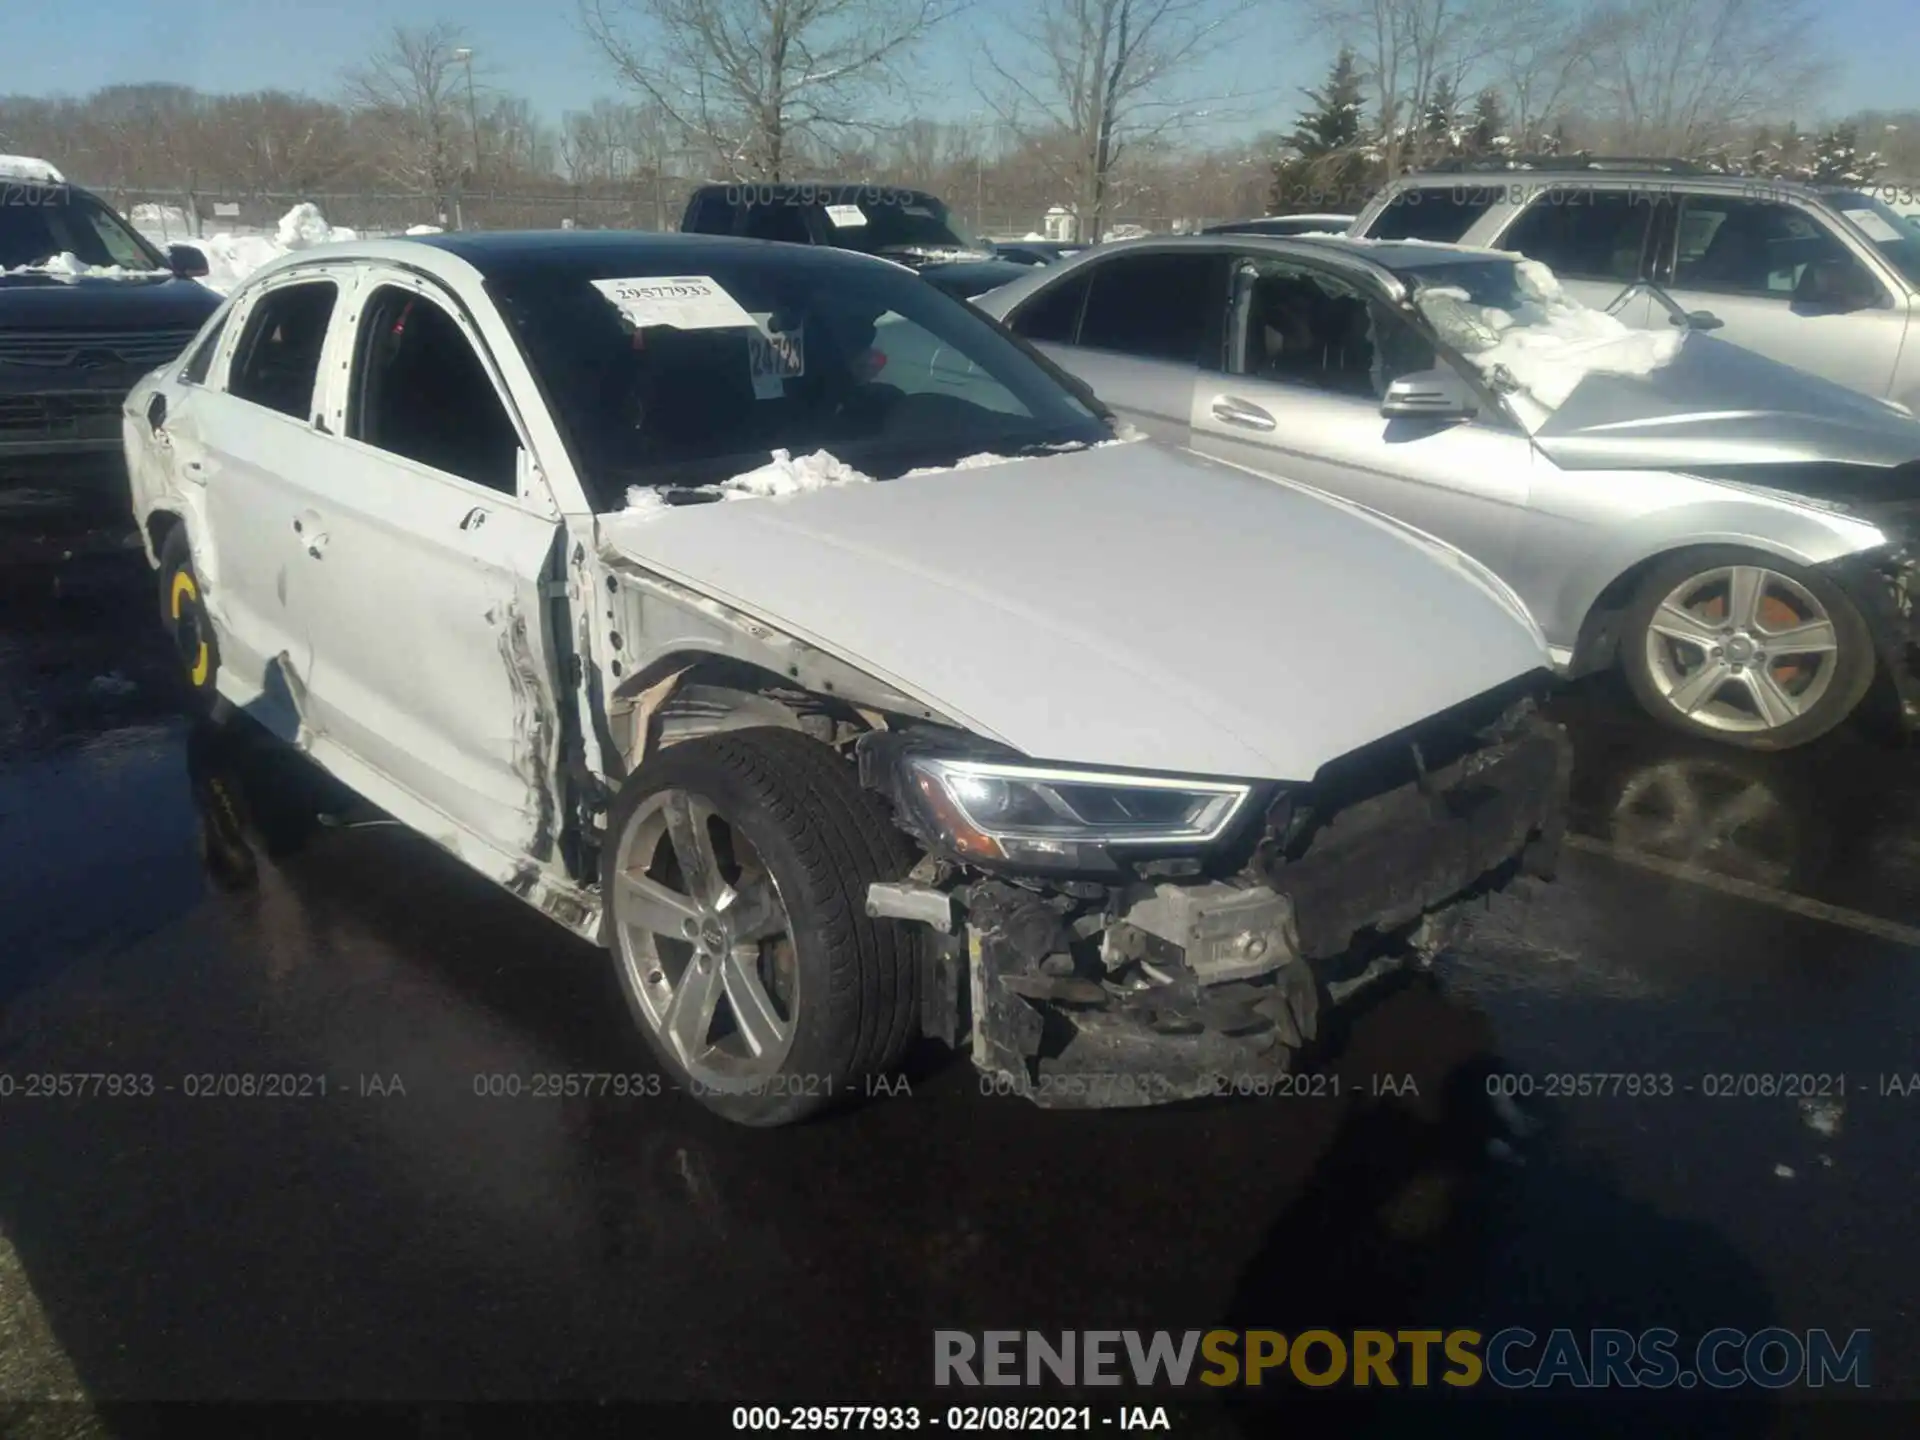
xmin=680 ymin=183 xmax=1032 ymax=300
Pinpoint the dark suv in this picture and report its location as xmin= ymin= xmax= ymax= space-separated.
xmin=680 ymin=183 xmax=1033 ymax=299
xmin=1 ymin=159 xmax=221 ymax=465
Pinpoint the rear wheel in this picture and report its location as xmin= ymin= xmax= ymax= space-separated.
xmin=1621 ymin=547 xmax=1873 ymax=750
xmin=602 ymin=727 xmax=919 ymax=1126
xmin=157 ymin=526 xmax=224 ymax=714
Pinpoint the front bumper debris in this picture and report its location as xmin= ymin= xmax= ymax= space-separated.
xmin=877 ymin=691 xmax=1571 ymax=1108
xmin=1824 ymin=544 xmax=1920 ymax=731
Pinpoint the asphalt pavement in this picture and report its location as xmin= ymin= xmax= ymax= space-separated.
xmin=1 ymin=475 xmax=1917 ymax=1436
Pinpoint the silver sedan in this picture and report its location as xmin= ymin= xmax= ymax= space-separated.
xmin=976 ymin=234 xmax=1920 ymax=750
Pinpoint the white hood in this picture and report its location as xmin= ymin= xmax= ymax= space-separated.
xmin=598 ymin=442 xmax=1550 ymax=780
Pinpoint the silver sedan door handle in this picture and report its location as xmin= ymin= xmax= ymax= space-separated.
xmin=1210 ymin=395 xmax=1277 ymax=432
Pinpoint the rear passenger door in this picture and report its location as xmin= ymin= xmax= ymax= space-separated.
xmin=1488 ymin=185 xmax=1658 ymax=326
xmin=194 ymin=269 xmax=349 ymax=711
xmin=296 ymin=269 xmax=565 ymax=865
xmin=1002 ymin=248 xmax=1229 ymax=444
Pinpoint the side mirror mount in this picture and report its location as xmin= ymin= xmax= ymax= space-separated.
xmin=167 ymin=243 xmax=209 ymax=279
xmin=1381 ymin=366 xmax=1478 ymax=421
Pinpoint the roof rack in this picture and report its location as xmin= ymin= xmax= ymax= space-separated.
xmin=1414 ymin=155 xmax=1713 ymax=175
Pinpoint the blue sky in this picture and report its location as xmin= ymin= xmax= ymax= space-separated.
xmin=8 ymin=0 xmax=1917 ymax=141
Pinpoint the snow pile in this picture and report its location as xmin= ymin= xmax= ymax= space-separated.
xmin=623 ymin=448 xmax=874 ymax=515
xmin=1418 ymin=259 xmax=1682 ymax=410
xmin=0 ymin=154 xmax=63 ymax=183
xmin=3 ymin=251 xmax=168 ymax=282
xmin=406 ymin=224 xmax=445 ymax=235
xmin=188 ymin=202 xmax=361 ymax=294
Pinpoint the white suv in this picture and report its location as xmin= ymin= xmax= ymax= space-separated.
xmin=1351 ymin=165 xmax=1920 ymax=413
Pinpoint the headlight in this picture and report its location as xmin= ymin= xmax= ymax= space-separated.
xmin=902 ymin=754 xmax=1253 ymax=867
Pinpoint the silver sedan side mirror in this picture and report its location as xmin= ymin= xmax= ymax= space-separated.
xmin=1380 ymin=367 xmax=1478 ymax=421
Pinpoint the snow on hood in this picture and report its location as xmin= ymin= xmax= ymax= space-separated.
xmin=597 ymin=441 xmax=1550 ymax=780
xmin=1419 ymin=259 xmax=1682 ymax=411
xmin=2 ymin=251 xmax=170 ymax=282
xmin=623 ymin=448 xmax=874 ymax=515
xmin=182 ymin=202 xmax=361 ymax=295
xmin=622 ymin=430 xmax=1149 ymax=514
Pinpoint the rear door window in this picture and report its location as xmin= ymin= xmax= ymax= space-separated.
xmin=1008 ymin=271 xmax=1092 ymax=343
xmin=1075 ymin=252 xmax=1225 ymax=365
xmin=226 ymin=280 xmax=338 ymax=421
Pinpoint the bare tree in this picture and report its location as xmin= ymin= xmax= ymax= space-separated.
xmin=578 ymin=0 xmax=952 ymax=180
xmin=978 ymin=0 xmax=1248 ymax=240
xmin=1576 ymin=0 xmax=1831 ymax=154
xmin=343 ymin=23 xmax=482 ymax=215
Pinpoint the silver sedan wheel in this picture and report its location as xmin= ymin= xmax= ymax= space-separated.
xmin=1642 ymin=564 xmax=1840 ymax=735
xmin=610 ymin=789 xmax=799 ymax=1088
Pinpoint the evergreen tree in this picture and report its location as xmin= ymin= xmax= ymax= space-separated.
xmin=1421 ymin=77 xmax=1461 ymax=161
xmin=1269 ymin=48 xmax=1377 ymax=214
xmin=1467 ymin=89 xmax=1508 ymax=157
xmin=1810 ymin=123 xmax=1881 ymax=185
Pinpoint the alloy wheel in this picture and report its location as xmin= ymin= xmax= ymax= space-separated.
xmin=610 ymin=788 xmax=800 ymax=1088
xmin=1642 ymin=564 xmax=1840 ymax=735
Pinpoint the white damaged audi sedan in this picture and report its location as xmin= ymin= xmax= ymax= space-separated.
xmin=124 ymin=231 xmax=1569 ymax=1126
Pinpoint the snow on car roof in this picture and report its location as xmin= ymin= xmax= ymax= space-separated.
xmin=0 ymin=154 xmax=65 ymax=184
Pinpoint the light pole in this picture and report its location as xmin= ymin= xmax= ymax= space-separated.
xmin=453 ymin=47 xmax=480 ymax=181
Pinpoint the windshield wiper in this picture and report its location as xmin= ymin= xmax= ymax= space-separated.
xmin=1606 ymin=279 xmax=1723 ymax=332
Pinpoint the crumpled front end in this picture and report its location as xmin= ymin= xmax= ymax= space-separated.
xmin=1822 ymin=538 xmax=1920 ymax=730
xmin=862 ymin=680 xmax=1570 ymax=1107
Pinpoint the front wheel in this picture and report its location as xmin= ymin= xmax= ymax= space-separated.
xmin=601 ymin=727 xmax=920 ymax=1126
xmin=1620 ymin=547 xmax=1874 ymax=750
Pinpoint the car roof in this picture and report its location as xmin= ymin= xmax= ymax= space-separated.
xmin=687 ymin=181 xmax=942 ymax=202
xmin=242 ymin=229 xmax=919 ymax=287
xmin=1063 ymin=230 xmax=1498 ymax=277
xmin=1391 ymin=166 xmax=1830 ymax=201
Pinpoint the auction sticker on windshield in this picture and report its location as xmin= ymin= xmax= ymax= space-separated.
xmin=824 ymin=204 xmax=867 ymax=228
xmin=590 ymin=275 xmax=758 ymax=331
xmin=748 ymin=318 xmax=805 ymax=399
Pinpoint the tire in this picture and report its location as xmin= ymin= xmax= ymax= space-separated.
xmin=600 ymin=726 xmax=920 ymax=1126
xmin=157 ymin=525 xmax=226 ymax=716
xmin=1620 ymin=546 xmax=1874 ymax=751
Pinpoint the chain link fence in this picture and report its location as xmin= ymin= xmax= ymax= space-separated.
xmin=92 ymin=182 xmax=1225 ymax=244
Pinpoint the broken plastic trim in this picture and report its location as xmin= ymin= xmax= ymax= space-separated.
xmin=1820 ymin=542 xmax=1920 ymax=729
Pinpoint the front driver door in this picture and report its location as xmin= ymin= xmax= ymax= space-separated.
xmin=1189 ymin=253 xmax=1532 ymax=588
xmin=1647 ymin=194 xmax=1908 ymax=398
xmin=296 ymin=268 xmax=565 ymax=864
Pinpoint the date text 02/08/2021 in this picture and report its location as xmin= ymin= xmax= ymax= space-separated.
xmin=730 ymin=1406 xmax=1173 ymax=1432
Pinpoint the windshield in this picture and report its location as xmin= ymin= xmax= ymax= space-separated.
xmin=1401 ymin=256 xmax=1683 ymax=410
xmin=0 ymin=188 xmax=165 ymax=274
xmin=821 ymin=193 xmax=985 ymax=256
xmin=489 ymin=248 xmax=1109 ymax=509
xmin=1824 ymin=191 xmax=1920 ymax=287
